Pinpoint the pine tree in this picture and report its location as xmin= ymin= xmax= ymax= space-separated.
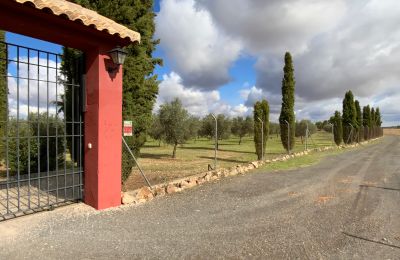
xmin=342 ymin=91 xmax=356 ymax=144
xmin=65 ymin=0 xmax=162 ymax=182
xmin=279 ymin=52 xmax=296 ymax=152
xmin=330 ymin=111 xmax=343 ymax=146
xmin=362 ymin=105 xmax=371 ymax=140
xmin=253 ymin=100 xmax=269 ymax=160
xmin=0 ymin=31 xmax=6 ymax=160
xmin=354 ymin=100 xmax=362 ymax=142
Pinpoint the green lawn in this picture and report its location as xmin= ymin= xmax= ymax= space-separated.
xmin=123 ymin=131 xmax=335 ymax=190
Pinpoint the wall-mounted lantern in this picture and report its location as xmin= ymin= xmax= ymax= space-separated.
xmin=107 ymin=46 xmax=128 ymax=73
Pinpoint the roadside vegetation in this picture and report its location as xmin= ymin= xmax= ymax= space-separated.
xmin=123 ymin=131 xmax=335 ymax=190
xmin=124 ymin=52 xmax=384 ymax=190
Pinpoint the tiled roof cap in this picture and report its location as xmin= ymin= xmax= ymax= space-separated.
xmin=14 ymin=0 xmax=141 ymax=43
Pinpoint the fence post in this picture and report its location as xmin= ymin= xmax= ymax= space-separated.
xmin=284 ymin=120 xmax=290 ymax=154
xmin=257 ymin=117 xmax=264 ymax=161
xmin=305 ymin=123 xmax=308 ymax=151
xmin=328 ymin=123 xmax=334 ymax=146
xmin=211 ymin=114 xmax=217 ymax=170
xmin=122 ymin=137 xmax=152 ymax=189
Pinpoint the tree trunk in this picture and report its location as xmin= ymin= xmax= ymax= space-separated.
xmin=158 ymin=139 xmax=161 ymax=147
xmin=239 ymin=136 xmax=242 ymax=145
xmin=172 ymin=142 xmax=178 ymax=158
xmin=300 ymin=136 xmax=304 ymax=144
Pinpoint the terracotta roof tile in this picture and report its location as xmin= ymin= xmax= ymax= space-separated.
xmin=13 ymin=0 xmax=140 ymax=43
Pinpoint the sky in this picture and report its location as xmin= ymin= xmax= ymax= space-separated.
xmin=4 ymin=0 xmax=400 ymax=126
xmin=4 ymin=33 xmax=64 ymax=119
xmin=153 ymin=0 xmax=400 ymax=126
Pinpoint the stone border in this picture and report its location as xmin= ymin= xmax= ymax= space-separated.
xmin=121 ymin=138 xmax=381 ymax=205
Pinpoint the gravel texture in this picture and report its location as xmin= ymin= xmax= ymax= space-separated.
xmin=0 ymin=136 xmax=399 ymax=259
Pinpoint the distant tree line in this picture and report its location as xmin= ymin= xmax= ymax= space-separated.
xmin=326 ymin=90 xmax=383 ymax=146
xmin=148 ymin=52 xmax=336 ymax=160
xmin=149 ymin=98 xmax=258 ymax=158
xmin=149 ymin=96 xmax=321 ymax=160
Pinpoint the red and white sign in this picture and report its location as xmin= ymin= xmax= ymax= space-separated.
xmin=123 ymin=121 xmax=133 ymax=136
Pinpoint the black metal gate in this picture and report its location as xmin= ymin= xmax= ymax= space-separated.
xmin=0 ymin=41 xmax=84 ymax=221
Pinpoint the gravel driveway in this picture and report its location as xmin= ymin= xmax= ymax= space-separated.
xmin=0 ymin=136 xmax=399 ymax=259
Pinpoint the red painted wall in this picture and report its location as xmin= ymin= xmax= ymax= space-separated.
xmin=85 ymin=48 xmax=123 ymax=209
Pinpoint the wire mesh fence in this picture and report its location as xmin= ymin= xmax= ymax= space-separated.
xmin=121 ymin=123 xmax=342 ymax=191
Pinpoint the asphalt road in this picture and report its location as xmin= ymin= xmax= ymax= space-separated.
xmin=1 ymin=136 xmax=400 ymax=259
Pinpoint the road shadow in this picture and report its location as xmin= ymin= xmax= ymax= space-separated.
xmin=359 ymin=185 xmax=400 ymax=192
xmin=143 ymin=144 xmax=163 ymax=148
xmin=139 ymin=153 xmax=172 ymax=159
xmin=342 ymin=232 xmax=400 ymax=249
xmin=179 ymin=146 xmax=256 ymax=155
xmin=198 ymin=156 xmax=249 ymax=164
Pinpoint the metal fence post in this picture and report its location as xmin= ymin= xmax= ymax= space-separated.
xmin=347 ymin=123 xmax=354 ymax=144
xmin=257 ymin=117 xmax=264 ymax=161
xmin=328 ymin=123 xmax=334 ymax=146
xmin=211 ymin=114 xmax=217 ymax=170
xmin=305 ymin=123 xmax=308 ymax=151
xmin=284 ymin=120 xmax=290 ymax=154
xmin=122 ymin=137 xmax=152 ymax=189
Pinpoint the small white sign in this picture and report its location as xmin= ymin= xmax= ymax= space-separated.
xmin=123 ymin=121 xmax=133 ymax=136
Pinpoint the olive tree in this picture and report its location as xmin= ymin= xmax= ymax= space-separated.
xmin=159 ymin=98 xmax=190 ymax=158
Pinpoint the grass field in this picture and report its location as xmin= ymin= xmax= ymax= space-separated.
xmin=123 ymin=131 xmax=334 ymax=190
xmin=383 ymin=128 xmax=400 ymax=136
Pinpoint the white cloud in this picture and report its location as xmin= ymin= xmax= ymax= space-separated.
xmin=196 ymin=0 xmax=346 ymax=55
xmin=7 ymin=57 xmax=65 ymax=119
xmin=156 ymin=0 xmax=400 ymax=125
xmin=156 ymin=72 xmax=249 ymax=117
xmin=156 ymin=0 xmax=242 ymax=89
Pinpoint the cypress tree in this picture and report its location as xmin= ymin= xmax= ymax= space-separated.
xmin=253 ymin=100 xmax=269 ymax=160
xmin=330 ymin=111 xmax=343 ymax=146
xmin=362 ymin=105 xmax=371 ymax=140
xmin=375 ymin=107 xmax=382 ymax=137
xmin=371 ymin=107 xmax=376 ymax=126
xmin=371 ymin=107 xmax=376 ymax=138
xmin=342 ymin=91 xmax=356 ymax=144
xmin=375 ymin=107 xmax=382 ymax=126
xmin=0 ymin=31 xmax=6 ymax=160
xmin=65 ymin=1 xmax=162 ymax=182
xmin=279 ymin=52 xmax=296 ymax=152
xmin=354 ymin=100 xmax=362 ymax=142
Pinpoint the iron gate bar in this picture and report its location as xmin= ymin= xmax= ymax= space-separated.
xmin=5 ymin=41 xmax=9 ymax=215
xmin=72 ymin=78 xmax=74 ymax=201
xmin=55 ymin=54 xmax=58 ymax=203
xmin=63 ymin=75 xmax=67 ymax=201
xmin=0 ymin=41 xmax=84 ymax=220
xmin=16 ymin=46 xmax=20 ymax=211
xmin=37 ymin=48 xmax=40 ymax=207
xmin=27 ymin=49 xmax=31 ymax=209
xmin=46 ymin=52 xmax=49 ymax=205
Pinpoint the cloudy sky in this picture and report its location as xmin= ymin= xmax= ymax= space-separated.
xmin=153 ymin=0 xmax=400 ymax=126
xmin=4 ymin=1 xmax=399 ymax=126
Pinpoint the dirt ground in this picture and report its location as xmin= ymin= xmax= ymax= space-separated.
xmin=0 ymin=136 xmax=398 ymax=259
xmin=383 ymin=128 xmax=400 ymax=136
xmin=123 ymin=133 xmax=333 ymax=191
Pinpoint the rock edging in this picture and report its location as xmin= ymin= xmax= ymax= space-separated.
xmin=121 ymin=138 xmax=381 ymax=205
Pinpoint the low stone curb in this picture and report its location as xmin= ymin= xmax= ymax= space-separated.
xmin=121 ymin=138 xmax=381 ymax=205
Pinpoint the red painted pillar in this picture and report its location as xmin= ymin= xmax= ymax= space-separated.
xmin=84 ymin=46 xmax=123 ymax=209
